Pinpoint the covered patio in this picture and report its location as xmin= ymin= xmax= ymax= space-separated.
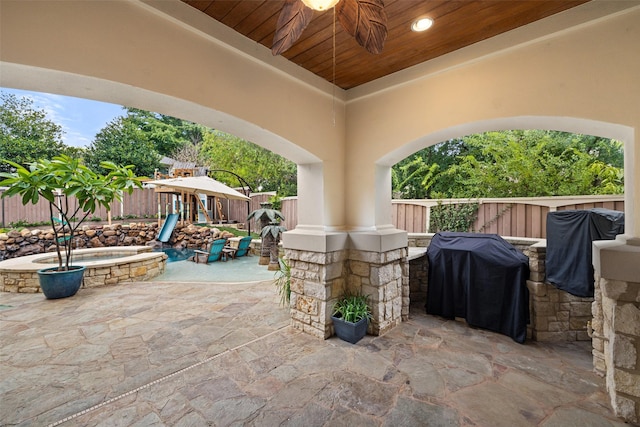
xmin=1 ymin=0 xmax=640 ymax=423
xmin=0 ymin=279 xmax=623 ymax=426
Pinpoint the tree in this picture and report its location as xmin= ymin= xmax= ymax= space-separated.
xmin=392 ymin=130 xmax=624 ymax=199
xmin=392 ymin=139 xmax=467 ymax=198
xmin=201 ymin=130 xmax=297 ymax=196
xmin=84 ymin=117 xmax=159 ymax=177
xmin=445 ymin=130 xmax=624 ymax=197
xmin=124 ymin=108 xmax=205 ymax=156
xmin=0 ymin=92 xmax=68 ymax=171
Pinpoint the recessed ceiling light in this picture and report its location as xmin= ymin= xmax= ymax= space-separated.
xmin=411 ymin=17 xmax=434 ymax=32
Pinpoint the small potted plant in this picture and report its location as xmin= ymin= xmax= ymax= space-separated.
xmin=331 ymin=292 xmax=372 ymax=344
xmin=0 ymin=155 xmax=143 ymax=299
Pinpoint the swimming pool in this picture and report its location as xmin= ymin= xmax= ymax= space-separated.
xmin=0 ymin=247 xmax=166 ymax=293
xmin=154 ymin=254 xmax=275 ymax=283
xmin=153 ymin=248 xmax=195 ymax=263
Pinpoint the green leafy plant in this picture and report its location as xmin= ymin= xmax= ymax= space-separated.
xmin=273 ymin=257 xmax=291 ymax=306
xmin=8 ymin=220 xmax=30 ymax=228
xmin=268 ymin=195 xmax=282 ymax=210
xmin=332 ymin=293 xmax=372 ymax=323
xmin=428 ymin=201 xmax=479 ymax=233
xmin=0 ymin=155 xmax=144 ymax=271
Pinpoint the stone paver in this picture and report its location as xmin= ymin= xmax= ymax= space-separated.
xmin=0 ymin=283 xmax=629 ymax=426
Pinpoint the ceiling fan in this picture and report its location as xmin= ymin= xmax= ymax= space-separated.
xmin=272 ymin=0 xmax=388 ymax=56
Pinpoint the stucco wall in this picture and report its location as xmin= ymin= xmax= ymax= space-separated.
xmin=2 ymin=1 xmax=637 ymax=238
xmin=345 ymin=3 xmax=639 ymax=235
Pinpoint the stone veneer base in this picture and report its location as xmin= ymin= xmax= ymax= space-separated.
xmin=0 ymin=246 xmax=167 ymax=293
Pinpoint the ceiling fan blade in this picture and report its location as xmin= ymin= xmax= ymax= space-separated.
xmin=336 ymin=0 xmax=387 ymax=55
xmin=272 ymin=0 xmax=315 ymax=56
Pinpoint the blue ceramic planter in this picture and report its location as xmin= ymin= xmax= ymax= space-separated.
xmin=37 ymin=266 xmax=86 ymax=299
xmin=331 ymin=315 xmax=368 ymax=344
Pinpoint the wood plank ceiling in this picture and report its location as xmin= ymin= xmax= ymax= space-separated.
xmin=182 ymin=0 xmax=589 ymax=90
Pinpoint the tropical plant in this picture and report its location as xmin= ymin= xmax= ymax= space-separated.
xmin=332 ymin=293 xmax=372 ymax=323
xmin=273 ymin=257 xmax=291 ymax=306
xmin=0 ymin=154 xmax=144 ymax=270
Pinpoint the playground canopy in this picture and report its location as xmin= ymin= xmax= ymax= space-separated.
xmin=146 ymin=176 xmax=250 ymax=201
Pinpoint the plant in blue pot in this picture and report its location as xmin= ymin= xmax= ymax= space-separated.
xmin=0 ymin=155 xmax=143 ymax=298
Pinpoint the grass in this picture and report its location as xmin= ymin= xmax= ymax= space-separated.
xmin=193 ymin=224 xmax=260 ymax=239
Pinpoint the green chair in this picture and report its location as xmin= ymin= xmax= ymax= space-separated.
xmin=192 ymin=239 xmax=227 ymax=264
xmin=224 ymin=236 xmax=253 ymax=260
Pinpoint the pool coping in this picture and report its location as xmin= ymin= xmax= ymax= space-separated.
xmin=0 ymin=247 xmax=168 ymax=293
xmin=0 ymin=246 xmax=163 ymax=272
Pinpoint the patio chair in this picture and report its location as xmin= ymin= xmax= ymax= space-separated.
xmin=191 ymin=238 xmax=227 ymax=264
xmin=223 ymin=236 xmax=252 ymax=260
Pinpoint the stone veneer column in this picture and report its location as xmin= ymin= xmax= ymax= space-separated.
xmin=527 ymin=242 xmax=594 ymax=342
xmin=349 ymin=246 xmax=408 ymax=334
xmin=285 ymin=247 xmax=348 ymax=339
xmin=283 ymin=228 xmax=408 ymax=339
xmin=592 ymin=237 xmax=640 ymax=424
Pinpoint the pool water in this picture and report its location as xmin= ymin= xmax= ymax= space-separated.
xmin=154 ymin=248 xmax=195 ymax=263
xmin=39 ymin=252 xmax=140 ymax=264
xmin=154 ymin=253 xmax=276 ymax=283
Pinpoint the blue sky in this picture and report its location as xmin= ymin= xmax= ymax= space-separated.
xmin=1 ymin=87 xmax=125 ymax=148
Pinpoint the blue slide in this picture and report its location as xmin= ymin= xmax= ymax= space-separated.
xmin=157 ymin=213 xmax=179 ymax=243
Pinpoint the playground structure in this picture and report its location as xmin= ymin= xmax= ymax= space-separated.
xmin=147 ymin=175 xmax=251 ymax=244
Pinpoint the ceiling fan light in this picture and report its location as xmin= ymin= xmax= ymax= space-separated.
xmin=301 ymin=0 xmax=340 ymax=11
xmin=411 ymin=17 xmax=434 ymax=32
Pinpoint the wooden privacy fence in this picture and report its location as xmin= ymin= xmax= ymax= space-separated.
xmin=0 ymin=187 xmax=158 ymax=227
xmin=1 ymin=186 xmax=295 ymax=234
xmin=392 ymin=195 xmax=625 ymax=238
xmin=1 ymin=187 xmax=624 ymax=240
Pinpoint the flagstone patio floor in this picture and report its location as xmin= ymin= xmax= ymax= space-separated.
xmin=0 ymin=280 xmax=627 ymax=426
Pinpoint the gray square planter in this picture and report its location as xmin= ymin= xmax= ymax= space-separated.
xmin=331 ymin=315 xmax=368 ymax=344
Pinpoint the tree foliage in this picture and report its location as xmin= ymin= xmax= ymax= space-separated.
xmin=201 ymin=130 xmax=297 ymax=196
xmin=0 ymin=92 xmax=68 ymax=171
xmin=84 ymin=116 xmax=159 ymax=177
xmin=124 ymin=108 xmax=205 ymax=156
xmin=393 ymin=130 xmax=624 ymax=199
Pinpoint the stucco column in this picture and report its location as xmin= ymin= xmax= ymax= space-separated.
xmin=589 ymin=129 xmax=640 ymax=424
xmin=625 ymin=134 xmax=640 ymax=242
xmin=284 ymin=152 xmax=408 ymax=339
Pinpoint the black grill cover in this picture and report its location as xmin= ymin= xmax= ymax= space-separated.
xmin=426 ymin=232 xmax=530 ymax=343
xmin=546 ymin=208 xmax=624 ymax=298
